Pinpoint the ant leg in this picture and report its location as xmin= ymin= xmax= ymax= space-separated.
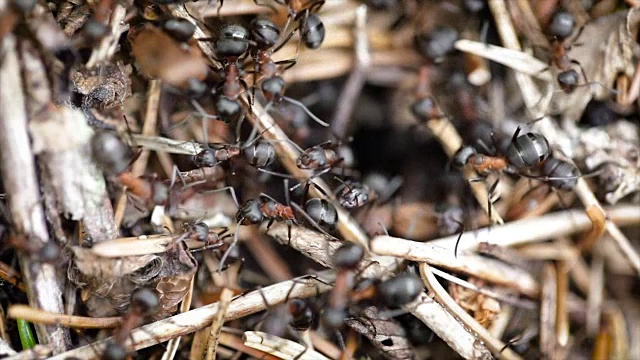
xmin=487 ymin=178 xmax=500 ymax=223
xmin=509 ymin=126 xmax=522 ymax=146
xmin=204 ymin=185 xmax=240 ymax=208
xmin=290 ymin=202 xmax=335 ymax=239
xmin=570 ymin=59 xmax=589 ymax=84
xmin=287 ymin=220 xmax=292 ymax=245
xmin=275 ymin=58 xmax=297 ymax=71
xmin=169 ymin=165 xmax=187 ymax=189
xmin=218 ymin=221 xmax=241 ymax=273
xmin=282 ymin=96 xmax=329 ymax=127
xmin=452 ymin=220 xmax=464 ymax=259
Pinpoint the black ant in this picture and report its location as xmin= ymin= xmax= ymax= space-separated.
xmin=102 ymin=288 xmax=159 ymax=360
xmin=162 ymin=18 xmax=196 ymax=44
xmin=6 ymin=233 xmax=62 ymax=264
xmin=91 ymin=131 xmax=171 ymax=209
xmin=335 ymin=178 xmax=376 ymax=210
xmin=249 ymin=17 xmax=329 ymax=127
xmin=273 ymin=0 xmax=326 ymax=50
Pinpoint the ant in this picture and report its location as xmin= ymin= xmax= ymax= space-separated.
xmin=414 ymin=26 xmax=459 ymax=63
xmin=6 ymin=234 xmax=62 ymax=264
xmin=322 ymin=242 xmax=364 ymax=329
xmin=350 ymin=272 xmax=423 ymax=309
xmin=249 ymin=17 xmax=329 ymax=127
xmin=91 ymin=131 xmax=171 ymax=209
xmin=335 ymin=178 xmax=376 ymax=210
xmin=162 ymin=18 xmax=196 ymax=44
xmin=273 ymin=0 xmax=326 ymax=50
xmin=102 ymin=288 xmax=159 ymax=360
xmin=215 ymin=186 xmax=298 ymax=272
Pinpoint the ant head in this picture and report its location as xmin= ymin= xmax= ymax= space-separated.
xmin=91 ymin=131 xmax=133 ymax=175
xmin=506 ymin=132 xmax=550 ymax=169
xmin=453 ymin=145 xmax=477 ymax=168
xmin=250 ymin=18 xmax=280 ymax=50
xmin=103 ymin=340 xmax=127 ymax=360
xmin=415 ymin=26 xmax=459 ymax=63
xmin=300 ymin=13 xmax=325 ymax=49
xmin=238 ymin=199 xmax=264 ymax=224
xmin=287 ymin=298 xmax=314 ymax=331
xmin=194 ymin=148 xmax=217 ymax=168
xmin=557 ymin=69 xmax=579 ymax=93
xmin=216 ymin=24 xmax=250 ymax=59
xmin=244 ymin=139 xmax=276 ymax=168
xmin=333 ymin=242 xmax=364 ymax=270
xmin=305 ymin=198 xmax=338 ymax=229
xmin=162 ymin=18 xmax=196 ymax=43
xmin=547 ymin=10 xmax=575 ymax=40
xmin=215 ymin=95 xmax=242 ymax=123
xmin=261 ymin=76 xmax=286 ymax=102
xmin=192 ymin=222 xmax=210 ymax=242
xmin=129 ymin=288 xmax=159 ymax=315
xmin=543 ymin=157 xmax=579 ymax=191
xmin=410 ymin=96 xmax=440 ymax=122
xmin=377 ymin=273 xmax=423 ymax=307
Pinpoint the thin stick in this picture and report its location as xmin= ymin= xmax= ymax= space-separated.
xmin=132 ymin=80 xmax=162 ymax=176
xmin=161 ymin=276 xmax=195 ymax=360
xmin=127 ymin=134 xmax=204 ymax=156
xmin=0 ymin=33 xmax=70 ymax=352
xmin=243 ymin=331 xmax=330 ymax=360
xmin=331 ymin=5 xmax=371 ymax=139
xmin=205 ymin=288 xmax=233 ymax=360
xmin=7 ymin=305 xmax=122 ymax=329
xmin=420 ymin=263 xmax=523 ymax=360
xmin=46 ymin=275 xmax=333 ymax=359
xmin=218 ymin=332 xmax=281 ymax=360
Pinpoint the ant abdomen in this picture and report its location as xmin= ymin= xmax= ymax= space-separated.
xmin=288 ymin=298 xmax=314 ymax=331
xmin=305 ymin=198 xmax=338 ymax=230
xmin=543 ymin=157 xmax=579 ymax=191
xmin=415 ymin=26 xmax=459 ymax=63
xmin=91 ymin=131 xmax=132 ymax=175
xmin=300 ymin=13 xmax=325 ymax=49
xmin=453 ymin=145 xmax=477 ymax=168
xmin=244 ymin=139 xmax=276 ymax=168
xmin=237 ymin=199 xmax=264 ymax=224
xmin=377 ymin=273 xmax=423 ymax=307
xmin=102 ymin=341 xmax=127 ymax=360
xmin=506 ymin=132 xmax=550 ymax=169
xmin=162 ymin=18 xmax=196 ymax=43
xmin=130 ymin=288 xmax=159 ymax=315
xmin=250 ymin=18 xmax=280 ymax=50
xmin=557 ymin=69 xmax=579 ymax=93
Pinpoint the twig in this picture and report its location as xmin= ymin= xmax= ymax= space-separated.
xmin=539 ymin=264 xmax=557 ymax=357
xmin=132 ymin=80 xmax=162 ymax=176
xmin=7 ymin=305 xmax=122 ymax=329
xmin=331 ymin=5 xmax=371 ymax=139
xmin=127 ymin=134 xmax=204 ymax=155
xmin=205 ymin=288 xmax=233 ymax=360
xmin=46 ymin=275 xmax=333 ymax=359
xmin=0 ymin=33 xmax=70 ymax=352
xmin=266 ymin=223 xmax=492 ymax=359
xmin=218 ymin=332 xmax=280 ymax=360
xmin=420 ymin=263 xmax=523 ymax=360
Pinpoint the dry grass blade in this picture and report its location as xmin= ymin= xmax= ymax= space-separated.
xmin=420 ymin=263 xmax=522 ymax=360
xmin=205 ymin=288 xmax=233 ymax=360
xmin=539 ymin=263 xmax=557 ymax=358
xmin=7 ymin=305 xmax=122 ymax=328
xmin=127 ymin=134 xmax=204 ymax=155
xmin=162 ymin=276 xmax=195 ymax=360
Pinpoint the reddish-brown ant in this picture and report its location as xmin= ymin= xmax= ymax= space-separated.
xmin=214 ymin=186 xmax=298 ymax=272
xmin=322 ymin=242 xmax=364 ymax=329
xmin=249 ymin=18 xmax=329 ymax=127
xmin=102 ymin=288 xmax=159 ymax=360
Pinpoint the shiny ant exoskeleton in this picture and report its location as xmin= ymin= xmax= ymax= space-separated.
xmin=249 ymin=18 xmax=329 ymax=127
xmin=91 ymin=131 xmax=171 ymax=209
xmin=214 ymin=187 xmax=298 ymax=271
xmin=414 ymin=26 xmax=459 ymax=63
xmin=274 ymin=0 xmax=326 ymax=50
xmin=162 ymin=18 xmax=196 ymax=44
xmin=102 ymin=288 xmax=159 ymax=360
xmin=335 ymin=178 xmax=376 ymax=210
